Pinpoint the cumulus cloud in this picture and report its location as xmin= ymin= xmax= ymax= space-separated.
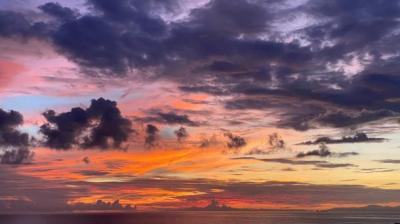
xmin=245 ymin=133 xmax=287 ymax=155
xmin=145 ymin=124 xmax=159 ymax=147
xmin=267 ymin=133 xmax=286 ymax=149
xmin=40 ymin=98 xmax=133 ymax=150
xmin=224 ymin=132 xmax=246 ymax=149
xmin=174 ymin=126 xmax=188 ymax=142
xmin=0 ymin=109 xmax=34 ymax=164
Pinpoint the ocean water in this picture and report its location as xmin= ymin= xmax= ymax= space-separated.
xmin=1 ymin=211 xmax=400 ymax=224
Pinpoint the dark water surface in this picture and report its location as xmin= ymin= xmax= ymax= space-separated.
xmin=1 ymin=211 xmax=400 ymax=224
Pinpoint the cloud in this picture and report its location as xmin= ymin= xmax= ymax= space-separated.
xmin=358 ymin=168 xmax=397 ymax=173
xmin=157 ymin=112 xmax=199 ymax=126
xmin=296 ymin=144 xmax=332 ymax=158
xmin=296 ymin=143 xmax=358 ymax=158
xmin=174 ymin=127 xmax=188 ymax=142
xmin=40 ymin=98 xmax=133 ymax=150
xmin=145 ymin=124 xmax=159 ymax=147
xmin=1 ymin=148 xmax=34 ymax=165
xmin=267 ymin=133 xmax=286 ymax=150
xmin=82 ymin=156 xmax=90 ymax=164
xmin=68 ymin=199 xmax=135 ymax=212
xmin=376 ymin=159 xmax=400 ymax=164
xmin=136 ymin=110 xmax=200 ymax=127
xmin=39 ymin=2 xmax=78 ymax=21
xmin=0 ymin=11 xmax=47 ymax=38
xmin=199 ymin=135 xmax=219 ymax=148
xmin=1 ymin=170 xmax=400 ymax=212
xmin=224 ymin=132 xmax=246 ymax=149
xmin=0 ymin=108 xmax=34 ymax=164
xmin=234 ymin=157 xmax=357 ymax=169
xmin=2 ymin=0 xmax=400 ymax=130
xmin=75 ymin=170 xmax=110 ymax=176
xmin=299 ymin=132 xmax=385 ymax=145
xmin=245 ymin=133 xmax=288 ymax=155
xmin=72 ymin=178 xmax=400 ymax=209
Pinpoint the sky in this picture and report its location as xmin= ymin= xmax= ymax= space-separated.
xmin=1 ymin=0 xmax=400 ymax=213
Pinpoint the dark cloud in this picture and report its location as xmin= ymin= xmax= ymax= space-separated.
xmin=174 ymin=127 xmax=188 ymax=142
xmin=157 ymin=112 xmax=198 ymax=126
xmin=0 ymin=109 xmax=33 ymax=165
xmin=0 ymin=169 xmax=89 ymax=213
xmin=50 ymin=0 xmax=171 ymax=76
xmin=245 ymin=133 xmax=287 ymax=155
xmin=224 ymin=132 xmax=246 ymax=149
xmin=0 ymin=11 xmax=47 ymax=38
xmin=296 ymin=144 xmax=332 ymax=158
xmin=358 ymin=168 xmax=397 ymax=173
xmin=299 ymin=132 xmax=385 ymax=145
xmin=0 ymin=109 xmax=29 ymax=148
xmin=68 ymin=199 xmax=135 ymax=212
xmin=39 ymin=2 xmax=78 ymax=21
xmin=2 ymin=0 xmax=400 ymax=130
xmin=137 ymin=111 xmax=199 ymax=127
xmin=74 ymin=178 xmax=400 ymax=208
xmin=317 ymin=109 xmax=398 ymax=128
xmin=75 ymin=170 xmax=109 ymax=176
xmin=40 ymin=98 xmax=133 ymax=150
xmin=376 ymin=159 xmax=400 ymax=164
xmin=296 ymin=143 xmax=358 ymax=158
xmin=145 ymin=124 xmax=159 ymax=147
xmin=234 ymin=157 xmax=357 ymax=169
xmin=82 ymin=156 xmax=90 ymax=164
xmin=1 ymin=148 xmax=34 ymax=165
xmin=1 ymin=170 xmax=400 ymax=212
xmin=267 ymin=133 xmax=285 ymax=149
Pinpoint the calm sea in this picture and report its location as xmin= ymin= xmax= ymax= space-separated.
xmin=1 ymin=211 xmax=400 ymax=224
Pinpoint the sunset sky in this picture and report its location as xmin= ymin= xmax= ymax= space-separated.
xmin=1 ymin=0 xmax=400 ymax=212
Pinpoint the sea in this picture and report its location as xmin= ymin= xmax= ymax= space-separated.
xmin=1 ymin=211 xmax=400 ymax=224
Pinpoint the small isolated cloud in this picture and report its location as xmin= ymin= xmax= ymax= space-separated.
xmin=268 ymin=133 xmax=286 ymax=149
xmin=199 ymin=135 xmax=219 ymax=148
xmin=174 ymin=127 xmax=188 ymax=142
xmin=246 ymin=133 xmax=288 ymax=155
xmin=224 ymin=132 xmax=246 ymax=149
xmin=83 ymin=156 xmax=90 ymax=164
xmin=145 ymin=124 xmax=159 ymax=147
